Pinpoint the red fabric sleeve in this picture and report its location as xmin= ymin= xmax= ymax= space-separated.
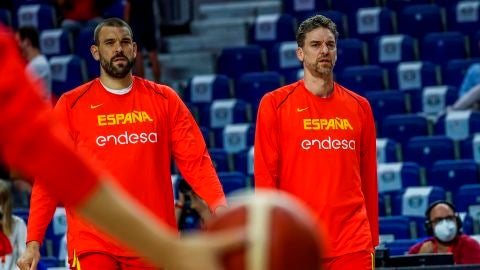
xmin=407 ymin=241 xmax=423 ymax=254
xmin=253 ymin=93 xmax=279 ymax=189
xmin=0 ymin=26 xmax=100 ymax=207
xmin=26 ymin=181 xmax=57 ymax=244
xmin=168 ymin=88 xmax=227 ymax=211
xmin=458 ymin=235 xmax=480 ymax=264
xmin=359 ymin=98 xmax=379 ymax=248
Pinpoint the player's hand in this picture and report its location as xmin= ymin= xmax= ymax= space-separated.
xmin=164 ymin=229 xmax=245 ymax=270
xmin=418 ymin=240 xmax=434 ymax=254
xmin=17 ymin=241 xmax=41 ymax=270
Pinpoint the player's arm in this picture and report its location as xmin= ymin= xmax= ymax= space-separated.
xmin=254 ymin=94 xmax=279 ymax=188
xmin=168 ymin=90 xmax=227 ymax=212
xmin=359 ymin=99 xmax=379 ymax=248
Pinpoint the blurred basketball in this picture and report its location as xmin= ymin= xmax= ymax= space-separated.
xmin=205 ymin=189 xmax=323 ymax=270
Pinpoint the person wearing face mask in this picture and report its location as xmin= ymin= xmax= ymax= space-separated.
xmin=408 ymin=201 xmax=480 ymax=264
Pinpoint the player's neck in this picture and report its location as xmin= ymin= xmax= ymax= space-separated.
xmin=304 ymin=74 xmax=334 ymax=98
xmin=99 ymin=73 xmax=133 ymax=90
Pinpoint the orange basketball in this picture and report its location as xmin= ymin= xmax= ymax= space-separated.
xmin=205 ymin=189 xmax=323 ymax=270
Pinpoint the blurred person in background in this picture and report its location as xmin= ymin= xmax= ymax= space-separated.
xmin=408 ymin=201 xmax=480 ymax=264
xmin=124 ymin=0 xmax=162 ymax=83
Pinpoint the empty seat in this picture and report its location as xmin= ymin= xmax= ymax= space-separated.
xmin=384 ymin=0 xmax=431 ymax=12
xmin=317 ymin=10 xmax=349 ymax=38
xmin=447 ymin=1 xmax=480 ymax=39
xmin=336 ymin=65 xmax=387 ymax=94
xmin=434 ymin=110 xmax=480 ymax=140
xmin=377 ymin=137 xmax=401 ymax=164
xmin=421 ymin=85 xmax=458 ymax=115
xmin=429 ymin=159 xmax=479 ymax=197
xmin=216 ymin=45 xmax=264 ymax=81
xmin=393 ymin=186 xmax=447 ymax=217
xmin=40 ymin=28 xmax=74 ymax=58
xmin=250 ymin=13 xmax=296 ymax=52
xmin=352 ymin=7 xmax=396 ymax=44
xmin=335 ymin=38 xmax=367 ymax=73
xmin=184 ymin=74 xmax=231 ymax=104
xmin=380 ymin=216 xmax=413 ymax=242
xmin=208 ymin=148 xmax=234 ymax=172
xmin=74 ymin=25 xmax=99 ymax=80
xmin=282 ymin=0 xmax=329 ymax=21
xmin=398 ymin=4 xmax=445 ymax=40
xmin=235 ymin=71 xmax=283 ymax=116
xmin=365 ymin=90 xmax=409 ymax=125
xmin=17 ymin=4 xmax=56 ymax=32
xmin=217 ymin=171 xmax=249 ymax=196
xmin=208 ymin=98 xmax=248 ymax=131
xmin=396 ymin=61 xmax=437 ymax=91
xmin=222 ymin=123 xmax=255 ymax=154
xmin=378 ymin=162 xmax=421 ymax=194
xmin=267 ymin=41 xmax=301 ymax=82
xmin=49 ymin=54 xmax=87 ymax=98
xmin=404 ymin=135 xmax=455 ymax=173
xmin=455 ymin=184 xmax=480 ymax=220
xmin=421 ymin=31 xmax=467 ymax=66
xmin=234 ymin=146 xmax=254 ymax=176
xmin=330 ymin=0 xmax=377 ymax=18
xmin=459 ymin=133 xmax=480 ymax=161
xmin=370 ymin=34 xmax=417 ymax=82
xmin=380 ymin=114 xmax=430 ymax=148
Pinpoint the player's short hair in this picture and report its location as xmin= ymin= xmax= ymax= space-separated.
xmin=93 ymin=17 xmax=134 ymax=46
xmin=17 ymin=26 xmax=40 ymax=49
xmin=296 ymin=14 xmax=339 ymax=48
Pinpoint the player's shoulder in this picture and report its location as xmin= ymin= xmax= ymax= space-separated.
xmin=262 ymin=81 xmax=302 ymax=104
xmin=58 ymin=79 xmax=98 ymax=105
xmin=134 ymin=76 xmax=178 ymax=98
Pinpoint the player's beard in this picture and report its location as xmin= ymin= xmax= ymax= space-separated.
xmin=100 ymin=53 xmax=135 ymax=78
xmin=308 ymin=58 xmax=333 ymax=77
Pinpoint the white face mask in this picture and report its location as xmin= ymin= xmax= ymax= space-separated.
xmin=434 ymin=219 xmax=457 ymax=242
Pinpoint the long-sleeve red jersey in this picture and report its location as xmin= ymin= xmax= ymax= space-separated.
xmin=27 ymin=77 xmax=227 ymax=261
xmin=254 ymin=80 xmax=379 ymax=258
xmin=0 ymin=25 xmax=99 ymax=207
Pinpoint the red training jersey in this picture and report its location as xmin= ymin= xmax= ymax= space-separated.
xmin=0 ymin=25 xmax=99 ymax=207
xmin=254 ymin=80 xmax=379 ymax=258
xmin=27 ymin=77 xmax=227 ymax=262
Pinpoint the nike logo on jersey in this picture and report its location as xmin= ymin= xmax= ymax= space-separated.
xmin=90 ymin=104 xmax=103 ymax=109
xmin=297 ymin=107 xmax=309 ymax=112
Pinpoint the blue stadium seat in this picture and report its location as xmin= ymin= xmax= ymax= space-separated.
xmin=317 ymin=10 xmax=349 ymax=38
xmin=208 ymin=98 xmax=248 ymax=131
xmin=0 ymin=8 xmax=12 ymax=26
xmin=17 ymin=4 xmax=56 ymax=32
xmin=13 ymin=207 xmax=29 ymax=224
xmin=184 ymin=74 xmax=231 ymax=104
xmin=380 ymin=114 xmax=430 ymax=150
xmin=384 ymin=0 xmax=431 ymax=12
xmin=222 ymin=123 xmax=255 ymax=154
xmin=351 ymin=7 xmax=396 ymax=44
xmin=329 ymin=0 xmax=377 ymax=18
xmin=396 ymin=61 xmax=437 ymax=91
xmin=335 ymin=38 xmax=367 ymax=74
xmin=380 ymin=216 xmax=413 ymax=242
xmin=74 ymin=25 xmax=99 ymax=80
xmin=267 ymin=41 xmax=301 ymax=83
xmin=379 ymin=194 xmax=386 ymax=216
xmin=434 ymin=110 xmax=480 ymax=140
xmin=377 ymin=137 xmax=401 ymax=163
xmin=250 ymin=13 xmax=296 ymax=52
xmin=235 ymin=71 xmax=282 ymax=117
xmin=446 ymin=1 xmax=480 ymax=39
xmin=40 ymin=28 xmax=74 ymax=58
xmin=421 ymin=31 xmax=468 ymax=66
xmin=370 ymin=34 xmax=417 ymax=82
xmin=216 ymin=45 xmax=264 ymax=81
xmin=398 ymin=4 xmax=444 ymax=40
xmin=471 ymin=30 xmax=480 ymax=58
xmin=442 ymin=58 xmax=480 ymax=87
xmin=404 ymin=135 xmax=455 ymax=174
xmin=429 ymin=159 xmax=478 ymax=196
xmin=199 ymin=126 xmax=215 ymax=148
xmin=208 ymin=148 xmax=234 ymax=172
xmin=378 ymin=162 xmax=421 ymax=194
xmin=102 ymin=0 xmax=125 ymax=18
xmin=384 ymin=239 xmax=421 ymax=256
xmin=336 ymin=65 xmax=387 ymax=94
xmin=49 ymin=54 xmax=88 ymax=98
xmin=392 ymin=186 xmax=447 ymax=217
xmin=234 ymin=146 xmax=254 ymax=176
xmin=43 ymin=207 xmax=66 ymax=258
xmin=459 ymin=212 xmax=475 ymax=235
xmin=217 ymin=171 xmax=248 ymax=196
xmin=421 ymin=85 xmax=458 ymax=115
xmin=365 ymin=90 xmax=408 ymax=127
xmin=282 ymin=0 xmax=329 ymax=22
xmin=455 ymin=184 xmax=480 ymax=218
xmin=459 ymin=134 xmax=480 ymax=161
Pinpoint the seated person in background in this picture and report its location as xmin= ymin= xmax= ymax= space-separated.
xmin=408 ymin=201 xmax=480 ymax=264
xmin=451 ymin=83 xmax=480 ymax=111
xmin=458 ymin=63 xmax=480 ymax=99
xmin=175 ymin=179 xmax=212 ymax=231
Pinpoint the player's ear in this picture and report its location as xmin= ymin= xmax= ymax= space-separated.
xmin=90 ymin=45 xmax=100 ymax=61
xmin=296 ymin=47 xmax=304 ymax=62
